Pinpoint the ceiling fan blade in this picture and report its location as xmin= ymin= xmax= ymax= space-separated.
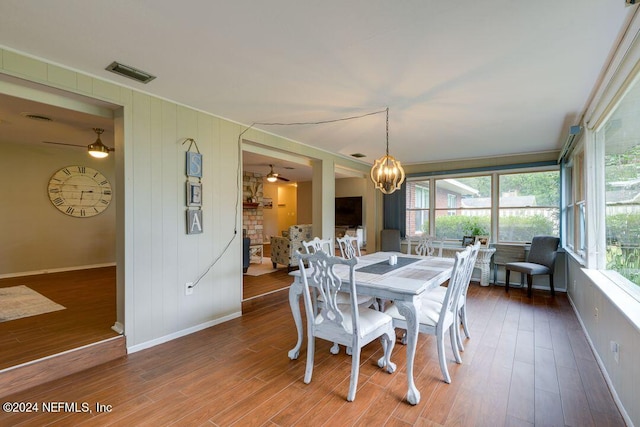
xmin=42 ymin=141 xmax=85 ymax=148
xmin=277 ymin=175 xmax=290 ymax=182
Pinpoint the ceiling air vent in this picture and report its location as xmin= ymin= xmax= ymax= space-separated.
xmin=106 ymin=61 xmax=156 ymax=84
xmin=21 ymin=112 xmax=52 ymax=122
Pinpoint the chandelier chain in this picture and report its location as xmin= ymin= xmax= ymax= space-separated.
xmin=386 ymin=107 xmax=390 ymax=156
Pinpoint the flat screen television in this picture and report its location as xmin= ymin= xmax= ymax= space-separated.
xmin=335 ymin=196 xmax=363 ymax=227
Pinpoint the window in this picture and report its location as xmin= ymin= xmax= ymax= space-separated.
xmin=574 ymin=151 xmax=586 ymax=254
xmin=405 ymin=179 xmax=429 ymax=236
xmin=564 ymin=160 xmax=575 ymax=250
xmin=435 ymin=176 xmax=491 ymax=240
xmin=563 ymin=148 xmax=585 ymax=255
xmin=405 ymin=169 xmax=558 ymax=243
xmin=598 ymin=79 xmax=640 ymax=290
xmin=498 ymin=170 xmax=559 ymax=243
xmin=447 ymin=194 xmax=457 ymax=215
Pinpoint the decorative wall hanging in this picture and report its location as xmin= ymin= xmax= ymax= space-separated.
xmin=186 ymin=181 xmax=202 ymax=207
xmin=184 ymin=138 xmax=202 ymax=178
xmin=47 ymin=165 xmax=112 ymax=217
xmin=187 ymin=209 xmax=203 ymax=234
xmin=183 ymin=138 xmax=203 ymax=234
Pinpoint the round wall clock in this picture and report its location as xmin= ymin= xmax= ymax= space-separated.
xmin=47 ymin=165 xmax=112 ymax=217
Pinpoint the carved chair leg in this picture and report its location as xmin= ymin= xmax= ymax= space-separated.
xmin=527 ymin=274 xmax=533 ymax=298
xmin=549 ymin=274 xmax=555 ymax=296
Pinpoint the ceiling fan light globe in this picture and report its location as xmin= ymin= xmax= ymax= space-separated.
xmin=266 ymin=175 xmax=278 ymax=183
xmin=88 ymin=140 xmax=110 ymax=158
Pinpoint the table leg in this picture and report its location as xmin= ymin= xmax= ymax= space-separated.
xmin=396 ymin=300 xmax=421 ymax=405
xmin=287 ymin=279 xmax=303 ymax=360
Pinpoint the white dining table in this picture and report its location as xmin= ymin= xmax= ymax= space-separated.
xmin=287 ymin=251 xmax=455 ymax=405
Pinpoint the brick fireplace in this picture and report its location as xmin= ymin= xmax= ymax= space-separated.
xmin=242 ymin=172 xmax=263 ymax=244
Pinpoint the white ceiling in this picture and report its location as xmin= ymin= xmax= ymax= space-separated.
xmin=0 ymin=1 xmax=636 ymax=178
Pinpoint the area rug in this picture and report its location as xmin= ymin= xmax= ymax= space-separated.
xmin=0 ymin=285 xmax=66 ymax=322
xmin=244 ymin=258 xmax=283 ymax=276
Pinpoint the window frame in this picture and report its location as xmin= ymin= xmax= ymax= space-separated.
xmin=589 ymin=79 xmax=640 ymax=300
xmin=404 ymin=165 xmax=560 ymax=244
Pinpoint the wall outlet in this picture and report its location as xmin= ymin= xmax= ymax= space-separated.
xmin=610 ymin=341 xmax=620 ymax=364
xmin=185 ymin=282 xmax=194 ymax=296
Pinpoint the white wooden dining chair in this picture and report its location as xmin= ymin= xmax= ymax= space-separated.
xmin=384 ymin=245 xmax=471 ymax=384
xmin=302 ymin=236 xmax=334 ymax=255
xmin=414 ymin=234 xmax=443 ymax=257
xmin=422 ymin=241 xmax=480 ymax=352
xmin=336 ymin=234 xmax=361 ymax=260
xmin=296 ymin=250 xmax=396 ymax=401
xmin=307 ymin=236 xmax=375 ymax=354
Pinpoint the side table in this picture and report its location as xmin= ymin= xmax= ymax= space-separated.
xmin=249 ymin=244 xmax=263 ymax=264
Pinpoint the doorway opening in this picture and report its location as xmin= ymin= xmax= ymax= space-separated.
xmin=0 ymin=84 xmax=120 ymax=370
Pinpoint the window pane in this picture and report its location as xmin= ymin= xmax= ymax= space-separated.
xmin=406 ymin=180 xmax=429 ymax=236
xmin=566 ymin=205 xmax=574 ymax=248
xmin=499 ymin=171 xmax=559 ymax=206
xmin=603 ymin=81 xmax=640 ymax=288
xmin=435 ymin=176 xmax=491 ymax=240
xmin=498 ymin=208 xmax=559 ymax=242
xmin=498 ymin=171 xmax=559 ymax=242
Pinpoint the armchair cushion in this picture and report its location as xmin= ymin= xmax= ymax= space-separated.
xmin=270 ymin=224 xmax=313 ymax=270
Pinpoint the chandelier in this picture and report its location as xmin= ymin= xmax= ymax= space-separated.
xmin=370 ymin=108 xmax=405 ymax=194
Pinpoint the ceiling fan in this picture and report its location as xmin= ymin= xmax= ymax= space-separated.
xmin=266 ymin=164 xmax=290 ymax=182
xmin=42 ymin=128 xmax=114 ymax=158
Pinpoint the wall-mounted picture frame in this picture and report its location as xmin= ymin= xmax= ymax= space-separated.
xmin=263 ymin=197 xmax=273 ymax=209
xmin=474 ymin=235 xmax=490 ymax=247
xmin=186 ymin=181 xmax=202 ymax=207
xmin=462 ymin=235 xmax=475 ymax=247
xmin=186 ymin=209 xmax=203 ymax=234
xmin=186 ymin=151 xmax=203 ymax=178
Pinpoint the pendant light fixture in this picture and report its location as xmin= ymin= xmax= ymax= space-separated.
xmin=88 ymin=128 xmax=114 ymax=158
xmin=370 ymin=108 xmax=405 ymax=194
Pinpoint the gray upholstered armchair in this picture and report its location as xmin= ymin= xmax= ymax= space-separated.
xmin=270 ymin=224 xmax=313 ymax=271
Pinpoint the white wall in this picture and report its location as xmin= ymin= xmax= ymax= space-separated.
xmin=566 ymin=255 xmax=639 ymax=426
xmin=0 ymin=47 xmax=374 ymax=352
xmin=262 ymin=181 xmax=279 ymax=240
xmin=0 ymin=141 xmax=116 ymax=276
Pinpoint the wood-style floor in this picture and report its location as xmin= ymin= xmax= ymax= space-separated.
xmin=0 ymin=263 xmax=286 ymax=371
xmin=0 ymin=267 xmax=119 ymax=370
xmin=2 ymin=276 xmax=625 ymax=426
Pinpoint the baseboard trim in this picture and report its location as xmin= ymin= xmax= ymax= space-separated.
xmin=126 ymin=311 xmax=242 ymax=354
xmin=567 ymin=295 xmax=632 ymax=427
xmin=0 ymin=263 xmax=116 ymax=279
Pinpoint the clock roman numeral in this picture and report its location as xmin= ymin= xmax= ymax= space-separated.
xmin=66 ymin=206 xmax=74 ymax=214
xmin=100 ymin=199 xmax=109 ymax=204
xmin=99 ymin=180 xmax=108 ymax=185
xmin=53 ymin=197 xmax=64 ymax=206
xmin=62 ymin=168 xmax=71 ymax=176
xmin=49 ymin=188 xmax=60 ymax=193
xmin=77 ymin=166 xmax=86 ymax=174
xmin=80 ymin=209 xmax=86 ymax=217
xmin=103 ymin=190 xmax=112 ymax=195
